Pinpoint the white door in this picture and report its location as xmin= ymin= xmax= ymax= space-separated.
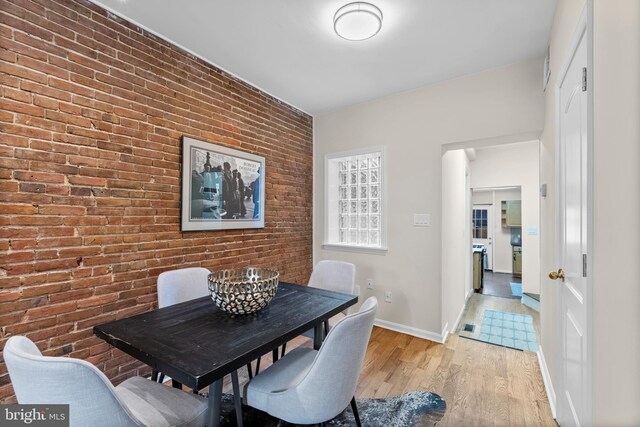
xmin=554 ymin=17 xmax=590 ymax=427
xmin=472 ymin=205 xmax=493 ymax=270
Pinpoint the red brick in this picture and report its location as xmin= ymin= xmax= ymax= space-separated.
xmin=26 ymin=301 xmax=77 ymax=320
xmin=0 ymin=98 xmax=44 ymax=117
xmin=0 ymin=0 xmax=312 ymax=405
xmin=13 ymin=170 xmax=64 ymax=183
xmin=0 ymin=204 xmax=37 ymax=214
xmin=0 ymin=292 xmax=20 ymax=303
xmin=67 ymin=176 xmax=107 ymax=186
xmin=22 ymin=283 xmax=69 ymax=298
xmin=38 ymin=205 xmax=86 ymax=215
xmin=0 ymin=62 xmax=47 ymax=84
xmin=0 ymin=251 xmax=34 ymax=264
xmin=34 ymin=258 xmax=81 ymax=273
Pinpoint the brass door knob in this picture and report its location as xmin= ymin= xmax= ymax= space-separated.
xmin=549 ymin=268 xmax=565 ymax=281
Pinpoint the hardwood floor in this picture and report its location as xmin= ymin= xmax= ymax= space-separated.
xmin=217 ymin=326 xmax=556 ymax=426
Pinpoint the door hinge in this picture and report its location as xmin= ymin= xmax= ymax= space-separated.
xmin=582 ymin=254 xmax=587 ymax=277
xmin=582 ymin=67 xmax=587 ymax=92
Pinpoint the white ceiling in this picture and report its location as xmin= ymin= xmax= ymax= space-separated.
xmin=91 ymin=0 xmax=557 ymax=115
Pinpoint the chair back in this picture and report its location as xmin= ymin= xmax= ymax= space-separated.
xmin=295 ymin=297 xmax=377 ymax=420
xmin=4 ymin=336 xmax=139 ymax=427
xmin=309 ymin=260 xmax=356 ymax=314
xmin=157 ymin=267 xmax=210 ymax=308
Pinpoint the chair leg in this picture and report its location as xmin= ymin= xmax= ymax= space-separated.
xmin=255 ymin=356 xmax=261 ymax=375
xmin=272 ymin=348 xmax=279 ymax=363
xmin=151 ymin=369 xmax=159 ymax=382
xmin=231 ymin=370 xmax=244 ymax=427
xmin=246 ymin=362 xmax=253 ymax=379
xmin=280 ymin=342 xmax=287 ymax=358
xmin=158 ymin=373 xmax=165 ymax=384
xmin=324 ymin=319 xmax=330 ymax=336
xmin=350 ymin=396 xmax=362 ymax=427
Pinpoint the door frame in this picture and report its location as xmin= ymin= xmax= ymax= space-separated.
xmin=472 ymin=203 xmax=494 ymax=270
xmin=553 ymin=2 xmax=593 ymax=424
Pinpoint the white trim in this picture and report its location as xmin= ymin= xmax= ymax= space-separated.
xmin=440 ymin=132 xmax=541 ymax=154
xmin=321 ymin=243 xmax=388 ymax=254
xmin=492 ymin=269 xmax=511 ymax=274
xmin=374 ymin=318 xmax=445 ymax=344
xmin=87 ymin=1 xmax=310 ymax=116
xmin=323 ymin=146 xmax=388 ymax=251
xmin=537 ymin=346 xmax=557 ymax=419
xmin=450 ymin=288 xmax=474 ymax=335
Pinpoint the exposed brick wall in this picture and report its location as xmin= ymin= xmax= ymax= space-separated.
xmin=0 ymin=0 xmax=313 ymax=402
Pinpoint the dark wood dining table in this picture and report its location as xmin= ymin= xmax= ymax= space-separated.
xmin=93 ymin=281 xmax=358 ymax=427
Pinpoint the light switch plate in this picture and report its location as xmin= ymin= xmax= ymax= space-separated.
xmin=413 ymin=214 xmax=430 ymax=227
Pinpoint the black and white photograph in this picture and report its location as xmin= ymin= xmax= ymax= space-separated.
xmin=181 ymin=136 xmax=265 ymax=231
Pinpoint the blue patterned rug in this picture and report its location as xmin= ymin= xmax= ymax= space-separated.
xmin=476 ymin=309 xmax=537 ymax=352
xmin=218 ymin=391 xmax=446 ymax=426
xmin=510 ymin=283 xmax=522 ymax=297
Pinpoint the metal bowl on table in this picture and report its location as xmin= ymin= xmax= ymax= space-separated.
xmin=208 ymin=267 xmax=279 ymax=315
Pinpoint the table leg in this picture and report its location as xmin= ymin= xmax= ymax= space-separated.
xmin=207 ymin=379 xmax=223 ymax=427
xmin=231 ymin=371 xmax=244 ymax=427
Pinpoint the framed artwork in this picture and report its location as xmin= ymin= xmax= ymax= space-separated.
xmin=181 ymin=136 xmax=265 ymax=231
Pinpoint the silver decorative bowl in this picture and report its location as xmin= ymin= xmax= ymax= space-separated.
xmin=208 ymin=267 xmax=279 ymax=315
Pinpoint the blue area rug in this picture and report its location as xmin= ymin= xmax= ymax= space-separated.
xmin=477 ymin=309 xmax=537 ymax=352
xmin=218 ymin=391 xmax=446 ymax=426
xmin=510 ymin=282 xmax=522 ymax=297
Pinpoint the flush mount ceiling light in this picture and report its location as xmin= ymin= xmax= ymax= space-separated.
xmin=334 ymin=2 xmax=383 ymax=41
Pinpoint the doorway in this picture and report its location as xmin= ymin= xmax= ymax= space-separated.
xmin=471 ymin=204 xmax=493 ymax=270
xmin=472 ymin=187 xmax=523 ymax=299
xmin=441 ymin=140 xmax=541 ymax=353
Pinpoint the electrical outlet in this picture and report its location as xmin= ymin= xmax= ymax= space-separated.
xmin=367 ymin=278 xmax=374 ymax=289
xmin=384 ymin=291 xmax=392 ymax=303
xmin=355 ymin=285 xmax=361 ymax=296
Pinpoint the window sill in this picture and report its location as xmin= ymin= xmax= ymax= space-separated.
xmin=321 ymin=243 xmax=388 ymax=255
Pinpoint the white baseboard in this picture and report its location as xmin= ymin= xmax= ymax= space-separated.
xmin=441 ymin=288 xmax=475 ymax=343
xmin=492 ymin=269 xmax=511 ymax=274
xmin=537 ymin=346 xmax=557 ymax=419
xmin=440 ymin=322 xmax=449 ymax=344
xmin=452 ymin=289 xmax=474 ymax=333
xmin=374 ymin=318 xmax=445 ymax=343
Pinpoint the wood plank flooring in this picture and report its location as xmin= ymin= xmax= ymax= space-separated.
xmin=215 ymin=326 xmax=556 ymax=426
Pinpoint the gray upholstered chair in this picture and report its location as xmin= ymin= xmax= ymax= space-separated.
xmin=261 ymin=260 xmax=357 ymax=368
xmin=156 ymin=267 xmax=245 ymax=426
xmin=244 ymin=296 xmax=377 ymax=427
xmin=308 ymin=260 xmax=357 ymax=333
xmin=4 ymin=335 xmax=208 ymax=427
xmin=157 ymin=267 xmax=210 ymax=309
xmin=154 ymin=267 xmax=211 ymax=385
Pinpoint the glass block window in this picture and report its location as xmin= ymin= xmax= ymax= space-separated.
xmin=325 ymin=149 xmax=385 ymax=249
xmin=472 ymin=208 xmax=488 ymax=239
